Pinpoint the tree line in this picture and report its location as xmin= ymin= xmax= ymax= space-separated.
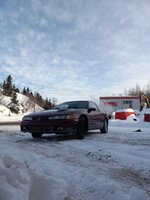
xmin=124 ymin=83 xmax=150 ymax=99
xmin=0 ymin=75 xmax=57 ymax=113
xmin=1 ymin=75 xmax=149 ymax=114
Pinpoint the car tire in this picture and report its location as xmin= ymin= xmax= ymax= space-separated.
xmin=100 ymin=120 xmax=108 ymax=134
xmin=31 ymin=133 xmax=42 ymax=138
xmin=76 ymin=116 xmax=86 ymax=139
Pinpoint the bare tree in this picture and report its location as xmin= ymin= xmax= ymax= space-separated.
xmin=124 ymin=82 xmax=150 ymax=99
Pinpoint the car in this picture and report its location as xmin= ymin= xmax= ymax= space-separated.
xmin=20 ymin=100 xmax=108 ymax=139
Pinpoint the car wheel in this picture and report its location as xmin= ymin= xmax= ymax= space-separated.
xmin=100 ymin=120 xmax=108 ymax=134
xmin=76 ymin=116 xmax=86 ymax=139
xmin=31 ymin=133 xmax=42 ymax=138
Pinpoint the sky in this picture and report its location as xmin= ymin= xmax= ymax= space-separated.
xmin=0 ymin=0 xmax=150 ymax=103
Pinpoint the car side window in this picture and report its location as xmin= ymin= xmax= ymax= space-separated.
xmin=89 ymin=102 xmax=99 ymax=111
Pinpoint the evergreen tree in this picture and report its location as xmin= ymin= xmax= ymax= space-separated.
xmin=15 ymin=88 xmax=20 ymax=93
xmin=2 ymin=81 xmax=6 ymax=94
xmin=26 ymin=87 xmax=30 ymax=96
xmin=9 ymin=92 xmax=19 ymax=114
xmin=30 ymin=91 xmax=34 ymax=98
xmin=44 ymin=98 xmax=52 ymax=110
xmin=35 ymin=92 xmax=43 ymax=107
xmin=11 ymin=92 xmax=18 ymax=105
xmin=12 ymin=84 xmax=20 ymax=93
xmin=2 ymin=75 xmax=13 ymax=96
xmin=1 ymin=75 xmax=58 ymax=111
xmin=52 ymin=97 xmax=57 ymax=107
xmin=22 ymin=87 xmax=27 ymax=95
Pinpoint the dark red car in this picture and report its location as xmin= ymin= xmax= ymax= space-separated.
xmin=20 ymin=100 xmax=108 ymax=139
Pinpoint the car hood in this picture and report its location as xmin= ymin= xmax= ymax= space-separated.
xmin=25 ymin=109 xmax=81 ymax=118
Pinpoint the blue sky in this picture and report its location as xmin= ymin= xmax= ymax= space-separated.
xmin=0 ymin=0 xmax=150 ymax=103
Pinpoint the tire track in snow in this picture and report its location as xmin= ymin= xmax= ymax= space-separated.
xmin=6 ymin=130 xmax=150 ymax=199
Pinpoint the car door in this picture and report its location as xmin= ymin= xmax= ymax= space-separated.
xmin=87 ymin=101 xmax=103 ymax=130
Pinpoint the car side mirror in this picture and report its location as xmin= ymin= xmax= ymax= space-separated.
xmin=88 ymin=108 xmax=96 ymax=113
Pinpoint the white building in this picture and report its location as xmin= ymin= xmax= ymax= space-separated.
xmin=99 ymin=96 xmax=140 ymax=114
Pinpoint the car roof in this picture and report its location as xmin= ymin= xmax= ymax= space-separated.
xmin=62 ymin=100 xmax=89 ymax=103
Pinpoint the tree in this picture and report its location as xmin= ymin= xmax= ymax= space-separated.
xmin=145 ymin=82 xmax=150 ymax=99
xmin=11 ymin=92 xmax=18 ymax=105
xmin=26 ymin=87 xmax=30 ymax=95
xmin=22 ymin=87 xmax=27 ymax=95
xmin=52 ymin=97 xmax=57 ymax=107
xmin=125 ymin=84 xmax=141 ymax=96
xmin=12 ymin=84 xmax=20 ymax=93
xmin=124 ymin=82 xmax=150 ymax=100
xmin=9 ymin=92 xmax=19 ymax=114
xmin=2 ymin=75 xmax=13 ymax=96
xmin=1 ymin=75 xmax=58 ymax=111
xmin=43 ymin=98 xmax=52 ymax=110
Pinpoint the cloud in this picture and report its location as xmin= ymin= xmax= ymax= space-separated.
xmin=1 ymin=0 xmax=150 ymax=103
xmin=30 ymin=0 xmax=73 ymax=23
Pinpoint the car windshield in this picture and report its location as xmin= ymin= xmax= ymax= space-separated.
xmin=52 ymin=101 xmax=88 ymax=110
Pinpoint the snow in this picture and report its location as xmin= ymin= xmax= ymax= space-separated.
xmin=143 ymin=108 xmax=150 ymax=114
xmin=0 ymin=116 xmax=150 ymax=200
xmin=115 ymin=108 xmax=135 ymax=113
xmin=0 ymin=105 xmax=10 ymax=116
xmin=0 ymin=93 xmax=42 ymax=122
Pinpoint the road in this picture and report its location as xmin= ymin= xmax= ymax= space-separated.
xmin=0 ymin=121 xmax=150 ymax=200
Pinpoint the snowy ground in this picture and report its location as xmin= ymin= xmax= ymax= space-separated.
xmin=0 ymin=119 xmax=150 ymax=200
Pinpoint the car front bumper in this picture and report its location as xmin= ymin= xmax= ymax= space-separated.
xmin=20 ymin=119 xmax=78 ymax=134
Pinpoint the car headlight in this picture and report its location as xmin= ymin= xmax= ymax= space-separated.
xmin=23 ymin=116 xmax=33 ymax=121
xmin=48 ymin=115 xmax=75 ymax=120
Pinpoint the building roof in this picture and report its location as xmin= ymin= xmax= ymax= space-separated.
xmin=100 ymin=96 xmax=139 ymax=100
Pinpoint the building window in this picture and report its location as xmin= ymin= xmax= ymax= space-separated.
xmin=123 ymin=100 xmax=132 ymax=104
xmin=123 ymin=100 xmax=133 ymax=108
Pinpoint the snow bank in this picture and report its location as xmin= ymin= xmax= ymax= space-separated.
xmin=143 ymin=108 xmax=150 ymax=114
xmin=0 ymin=105 xmax=10 ymax=116
xmin=126 ymin=114 xmax=137 ymax=121
xmin=138 ymin=108 xmax=150 ymax=122
xmin=115 ymin=108 xmax=135 ymax=113
xmin=0 ymin=154 xmax=78 ymax=200
xmin=0 ymin=152 xmax=149 ymax=200
xmin=0 ymin=104 xmax=22 ymax=122
xmin=0 ymin=93 xmax=43 ymax=122
xmin=115 ymin=108 xmax=135 ymax=120
xmin=0 ymin=115 xmax=150 ymax=199
xmin=89 ymin=180 xmax=149 ymax=200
